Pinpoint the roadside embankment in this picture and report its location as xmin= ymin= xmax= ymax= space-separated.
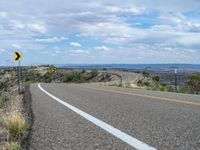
xmin=0 ymin=85 xmax=32 ymax=150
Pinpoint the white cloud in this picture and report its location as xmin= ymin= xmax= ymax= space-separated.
xmin=151 ymin=25 xmax=174 ymax=31
xmin=0 ymin=11 xmax=7 ymax=18
xmin=27 ymin=23 xmax=46 ymax=34
xmin=9 ymin=20 xmax=25 ymax=30
xmin=80 ymin=22 xmax=141 ymax=44
xmin=70 ymin=49 xmax=89 ymax=54
xmin=12 ymin=44 xmax=21 ymax=49
xmin=185 ymin=22 xmax=200 ymax=32
xmin=0 ymin=48 xmax=5 ymax=53
xmin=159 ymin=13 xmax=200 ymax=33
xmin=35 ymin=36 xmax=67 ymax=43
xmin=60 ymin=11 xmax=93 ymax=17
xmin=95 ymin=45 xmax=110 ymax=51
xmin=0 ymin=0 xmax=200 ymax=64
xmin=159 ymin=13 xmax=186 ymax=24
xmin=176 ymin=34 xmax=200 ymax=46
xmin=105 ymin=6 xmax=145 ymax=15
xmin=70 ymin=42 xmax=81 ymax=47
xmin=54 ymin=47 xmax=61 ymax=54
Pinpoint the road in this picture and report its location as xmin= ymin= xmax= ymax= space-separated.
xmin=101 ymin=70 xmax=143 ymax=84
xmin=29 ymin=83 xmax=200 ymax=150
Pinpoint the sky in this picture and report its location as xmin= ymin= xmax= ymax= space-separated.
xmin=0 ymin=0 xmax=200 ymax=66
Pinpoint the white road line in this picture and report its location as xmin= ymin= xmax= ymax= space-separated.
xmin=38 ymin=83 xmax=156 ymax=150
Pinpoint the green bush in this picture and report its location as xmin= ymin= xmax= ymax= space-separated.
xmin=0 ymin=81 xmax=7 ymax=91
xmin=187 ymin=74 xmax=200 ymax=94
xmin=81 ymin=69 xmax=86 ymax=73
xmin=0 ymin=96 xmax=9 ymax=106
xmin=9 ymin=143 xmax=21 ymax=150
xmin=166 ymin=85 xmax=174 ymax=92
xmin=159 ymin=86 xmax=165 ymax=91
xmin=152 ymin=76 xmax=160 ymax=82
xmin=91 ymin=69 xmax=98 ymax=77
xmin=109 ymin=83 xmax=122 ymax=87
xmin=142 ymin=70 xmax=150 ymax=78
xmin=143 ymin=81 xmax=150 ymax=87
xmin=178 ymin=87 xmax=190 ymax=94
xmin=42 ymin=72 xmax=52 ymax=83
xmin=63 ymin=72 xmax=85 ymax=83
xmin=137 ymin=80 xmax=143 ymax=86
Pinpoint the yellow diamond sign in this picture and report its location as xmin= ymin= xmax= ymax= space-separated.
xmin=14 ymin=52 xmax=22 ymax=61
xmin=51 ymin=67 xmax=57 ymax=73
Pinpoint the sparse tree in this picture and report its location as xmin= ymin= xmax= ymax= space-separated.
xmin=81 ymin=69 xmax=86 ymax=73
xmin=142 ymin=70 xmax=150 ymax=78
xmin=152 ymin=76 xmax=160 ymax=82
xmin=137 ymin=80 xmax=143 ymax=86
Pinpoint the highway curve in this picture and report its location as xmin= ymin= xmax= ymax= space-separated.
xmin=29 ymin=83 xmax=200 ymax=150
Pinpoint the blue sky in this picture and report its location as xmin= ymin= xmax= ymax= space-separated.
xmin=0 ymin=0 xmax=200 ymax=65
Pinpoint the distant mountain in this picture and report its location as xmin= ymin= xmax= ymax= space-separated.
xmin=55 ymin=64 xmax=200 ymax=69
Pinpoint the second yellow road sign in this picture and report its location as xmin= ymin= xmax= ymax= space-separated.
xmin=51 ymin=67 xmax=57 ymax=73
xmin=14 ymin=52 xmax=22 ymax=61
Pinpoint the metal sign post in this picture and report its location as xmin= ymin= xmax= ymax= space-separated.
xmin=14 ymin=52 xmax=22 ymax=94
xmin=174 ymin=68 xmax=177 ymax=92
xmin=18 ymin=60 xmax=21 ymax=94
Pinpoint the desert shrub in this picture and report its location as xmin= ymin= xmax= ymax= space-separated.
xmin=161 ymin=83 xmax=167 ymax=87
xmin=3 ymin=113 xmax=28 ymax=140
xmin=0 ymin=96 xmax=9 ymax=107
xmin=9 ymin=143 xmax=21 ymax=150
xmin=24 ymin=70 xmax=42 ymax=83
xmin=63 ymin=72 xmax=85 ymax=83
xmin=143 ymin=81 xmax=150 ymax=87
xmin=134 ymin=71 xmax=141 ymax=73
xmin=71 ymin=72 xmax=83 ymax=82
xmin=152 ymin=76 xmax=160 ymax=82
xmin=166 ymin=85 xmax=174 ymax=92
xmin=0 ymin=81 xmax=7 ymax=91
xmin=109 ymin=83 xmax=122 ymax=87
xmin=137 ymin=80 xmax=143 ymax=86
xmin=42 ymin=72 xmax=52 ymax=83
xmin=81 ymin=69 xmax=86 ymax=73
xmin=142 ymin=70 xmax=150 ymax=78
xmin=178 ymin=87 xmax=190 ymax=94
xmin=159 ymin=86 xmax=165 ymax=91
xmin=187 ymin=74 xmax=200 ymax=94
xmin=122 ymin=69 xmax=129 ymax=72
xmin=91 ymin=69 xmax=98 ymax=77
xmin=63 ymin=73 xmax=73 ymax=82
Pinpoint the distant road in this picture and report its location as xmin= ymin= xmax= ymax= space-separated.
xmin=101 ymin=70 xmax=143 ymax=84
xmin=30 ymin=83 xmax=200 ymax=150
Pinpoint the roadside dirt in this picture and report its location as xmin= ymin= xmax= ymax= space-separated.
xmin=0 ymin=86 xmax=32 ymax=150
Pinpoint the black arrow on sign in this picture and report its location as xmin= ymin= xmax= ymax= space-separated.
xmin=15 ymin=52 xmax=20 ymax=60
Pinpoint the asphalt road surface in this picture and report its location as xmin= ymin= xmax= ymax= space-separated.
xmin=29 ymin=83 xmax=200 ymax=150
xmin=102 ymin=70 xmax=142 ymax=84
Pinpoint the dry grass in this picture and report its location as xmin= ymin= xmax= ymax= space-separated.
xmin=9 ymin=142 xmax=21 ymax=150
xmin=3 ymin=113 xmax=28 ymax=141
xmin=0 ymin=142 xmax=20 ymax=150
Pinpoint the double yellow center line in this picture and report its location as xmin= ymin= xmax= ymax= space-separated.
xmin=76 ymin=85 xmax=200 ymax=107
